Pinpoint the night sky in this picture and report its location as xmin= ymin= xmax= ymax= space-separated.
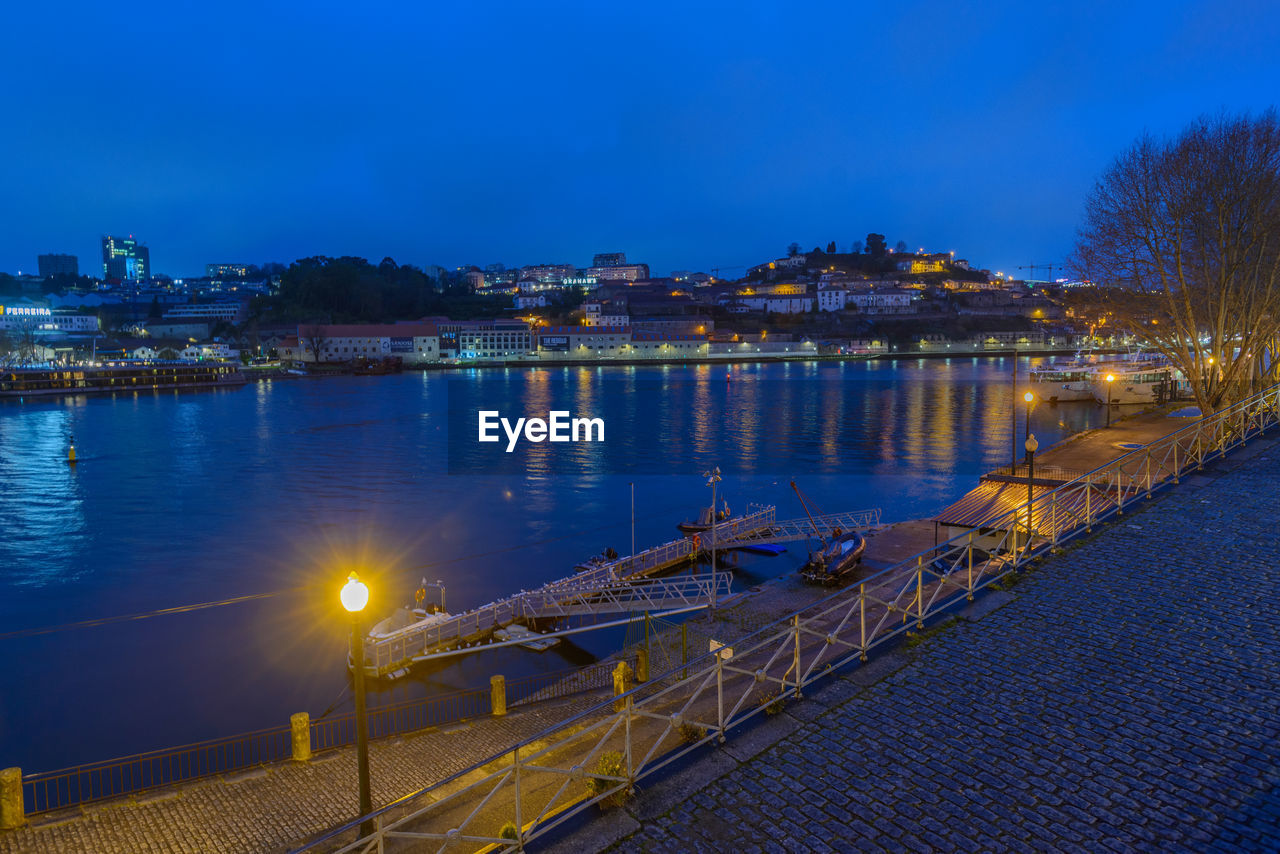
xmin=3 ymin=0 xmax=1279 ymax=279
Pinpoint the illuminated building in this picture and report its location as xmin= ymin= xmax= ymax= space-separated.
xmin=101 ymin=235 xmax=150 ymax=281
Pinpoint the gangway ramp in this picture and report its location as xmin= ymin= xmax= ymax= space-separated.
xmin=716 ymin=508 xmax=882 ymax=549
xmin=362 ymin=572 xmax=732 ymax=676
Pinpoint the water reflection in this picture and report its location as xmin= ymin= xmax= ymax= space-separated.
xmin=0 ymin=357 xmax=1105 ymax=772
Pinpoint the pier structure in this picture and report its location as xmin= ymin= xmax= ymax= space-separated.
xmin=362 ymin=504 xmax=885 ymax=677
xmin=362 ymin=572 xmax=732 ymax=676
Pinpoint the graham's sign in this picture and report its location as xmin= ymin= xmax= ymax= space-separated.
xmin=0 ymin=306 xmax=52 ymax=317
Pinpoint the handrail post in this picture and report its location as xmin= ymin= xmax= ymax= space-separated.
xmin=512 ymin=745 xmax=523 ymax=848
xmin=1145 ymin=449 xmax=1152 ymax=497
xmin=792 ymin=614 xmax=803 ymax=699
xmin=859 ymin=583 xmax=868 ymax=661
xmin=1173 ymin=442 xmax=1179 ymax=484
xmin=624 ymin=695 xmax=634 ymax=795
xmin=915 ymin=557 xmax=924 ymax=628
xmin=1050 ymin=494 xmax=1058 ymax=546
xmin=966 ymin=533 xmax=975 ymax=601
xmin=1085 ymin=485 xmax=1092 ymax=532
xmin=716 ymin=654 xmax=725 ymax=742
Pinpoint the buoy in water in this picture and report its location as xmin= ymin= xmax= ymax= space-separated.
xmin=68 ymin=443 xmax=77 ymax=464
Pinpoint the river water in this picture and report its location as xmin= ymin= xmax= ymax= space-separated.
xmin=0 ymin=356 xmax=1103 ymax=772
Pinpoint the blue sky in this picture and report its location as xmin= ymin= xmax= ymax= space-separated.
xmin=2 ymin=0 xmax=1279 ymax=279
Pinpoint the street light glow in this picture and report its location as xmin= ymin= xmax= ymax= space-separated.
xmin=1023 ymin=391 xmax=1034 ymax=403
xmin=341 ymin=572 xmax=369 ymax=613
xmin=1105 ymin=374 xmax=1115 ymax=383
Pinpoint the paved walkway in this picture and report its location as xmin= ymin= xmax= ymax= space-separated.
xmin=0 ymin=693 xmax=610 ymax=854
xmin=550 ymin=437 xmax=1280 ymax=852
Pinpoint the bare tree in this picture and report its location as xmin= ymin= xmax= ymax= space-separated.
xmin=299 ymin=324 xmax=330 ymax=363
xmin=1072 ymin=111 xmax=1280 ymax=411
xmin=14 ymin=320 xmax=41 ymax=365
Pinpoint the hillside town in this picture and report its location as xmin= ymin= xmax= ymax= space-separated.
xmin=0 ymin=237 xmax=1125 ymax=371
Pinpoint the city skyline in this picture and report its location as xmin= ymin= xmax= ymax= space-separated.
xmin=3 ymin=1 xmax=1280 ymax=279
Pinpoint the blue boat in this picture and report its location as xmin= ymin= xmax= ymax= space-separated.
xmin=740 ymin=543 xmax=787 ymax=556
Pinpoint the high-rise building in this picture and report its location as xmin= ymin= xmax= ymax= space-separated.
xmin=101 ymin=235 xmax=150 ymax=281
xmin=37 ymin=254 xmax=78 ymax=277
xmin=592 ymin=252 xmax=627 ymax=268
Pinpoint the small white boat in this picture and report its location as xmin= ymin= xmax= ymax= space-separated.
xmin=1029 ymin=365 xmax=1094 ymax=402
xmin=494 ymin=623 xmax=560 ymax=651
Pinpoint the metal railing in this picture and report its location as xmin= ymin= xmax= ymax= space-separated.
xmin=717 ymin=508 xmax=882 ymax=547
xmin=300 ymin=382 xmax=1280 ymax=854
xmin=505 ymin=658 xmax=634 ymax=708
xmin=22 ymin=725 xmax=292 ymax=815
xmin=310 ymin=688 xmax=492 ymax=754
xmin=19 ymin=658 xmax=636 ymax=817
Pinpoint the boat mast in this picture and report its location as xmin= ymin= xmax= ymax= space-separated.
xmin=790 ymin=480 xmax=826 ymax=548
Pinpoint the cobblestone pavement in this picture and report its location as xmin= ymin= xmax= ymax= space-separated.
xmin=0 ymin=691 xmax=609 ymax=854
xmin=601 ymin=440 xmax=1280 ymax=853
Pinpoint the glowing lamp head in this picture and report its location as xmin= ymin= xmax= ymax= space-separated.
xmin=1023 ymin=391 xmax=1034 ymax=403
xmin=340 ymin=572 xmax=369 ymax=613
xmin=1105 ymin=374 xmax=1115 ymax=383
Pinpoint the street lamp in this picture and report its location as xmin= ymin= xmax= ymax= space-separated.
xmin=1022 ymin=391 xmax=1034 ymax=467
xmin=1105 ymin=373 xmax=1116 ymax=428
xmin=703 ymin=467 xmax=722 ymax=574
xmin=340 ymin=572 xmax=374 ymax=838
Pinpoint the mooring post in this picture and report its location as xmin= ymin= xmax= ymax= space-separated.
xmin=491 ymin=674 xmax=507 ymax=717
xmin=290 ymin=712 xmax=312 ymax=762
xmin=0 ymin=767 xmax=23 ymax=830
xmin=613 ymin=661 xmax=632 ymax=712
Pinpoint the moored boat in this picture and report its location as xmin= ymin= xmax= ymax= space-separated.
xmin=677 ymin=501 xmax=730 ymax=534
xmin=799 ymin=529 xmax=866 ymax=585
xmin=494 ymin=623 xmax=560 ymax=651
xmin=0 ymin=361 xmax=245 ymax=399
xmin=791 ymin=480 xmax=866 ymax=585
xmin=1029 ymin=364 xmax=1094 ymax=402
xmin=1090 ymin=363 xmax=1180 ymax=405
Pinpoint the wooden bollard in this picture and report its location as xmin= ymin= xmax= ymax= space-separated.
xmin=636 ymin=649 xmax=649 ymax=683
xmin=612 ymin=661 xmax=633 ymax=711
xmin=0 ymin=767 xmax=24 ymax=830
xmin=290 ymin=713 xmax=311 ymax=762
xmin=491 ymin=674 xmax=507 ymax=717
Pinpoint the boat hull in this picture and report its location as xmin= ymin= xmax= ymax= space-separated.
xmin=799 ymin=532 xmax=866 ymax=585
xmin=1032 ymin=381 xmax=1094 ymax=402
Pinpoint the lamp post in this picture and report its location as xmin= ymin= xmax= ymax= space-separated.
xmin=1022 ymin=391 xmax=1034 ymax=467
xmin=1025 ymin=433 xmax=1038 ymax=549
xmin=340 ymin=572 xmax=374 ymax=838
xmin=1105 ymin=373 xmax=1116 ymax=428
xmin=703 ymin=467 xmax=722 ymax=574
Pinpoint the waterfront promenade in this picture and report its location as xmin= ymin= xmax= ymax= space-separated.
xmin=2 ymin=411 xmax=1277 ymax=851
xmin=554 ymin=436 xmax=1280 ymax=853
